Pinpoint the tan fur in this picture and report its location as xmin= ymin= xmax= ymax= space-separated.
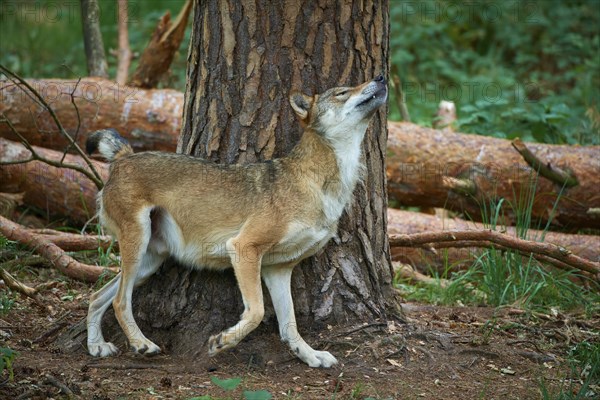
xmin=86 ymin=77 xmax=388 ymax=368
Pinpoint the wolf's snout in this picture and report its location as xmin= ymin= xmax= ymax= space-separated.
xmin=374 ymin=75 xmax=386 ymax=84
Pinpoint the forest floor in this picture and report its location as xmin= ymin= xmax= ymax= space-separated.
xmin=1 ymin=269 xmax=598 ymax=400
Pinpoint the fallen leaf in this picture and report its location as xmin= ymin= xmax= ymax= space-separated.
xmin=387 ymin=359 xmax=402 ymax=368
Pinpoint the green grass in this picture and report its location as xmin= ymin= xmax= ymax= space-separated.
xmin=539 ymin=341 xmax=600 ymax=399
xmin=0 ymin=347 xmax=17 ymax=382
xmin=395 ymin=173 xmax=600 ymax=315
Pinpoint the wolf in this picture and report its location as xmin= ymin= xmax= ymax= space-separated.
xmin=85 ymin=76 xmax=387 ymax=368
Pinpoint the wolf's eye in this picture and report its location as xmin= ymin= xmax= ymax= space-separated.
xmin=335 ymin=90 xmax=349 ymax=98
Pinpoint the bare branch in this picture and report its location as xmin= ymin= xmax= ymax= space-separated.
xmin=0 ymin=65 xmax=104 ymax=188
xmin=512 ymin=137 xmax=578 ymax=187
xmin=389 ymin=229 xmax=600 ymax=278
xmin=0 ymin=115 xmax=104 ymax=189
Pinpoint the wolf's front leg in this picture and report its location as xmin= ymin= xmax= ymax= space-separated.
xmin=261 ymin=265 xmax=338 ymax=368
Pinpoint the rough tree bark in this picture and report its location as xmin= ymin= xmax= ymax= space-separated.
xmin=125 ymin=0 xmax=400 ymax=357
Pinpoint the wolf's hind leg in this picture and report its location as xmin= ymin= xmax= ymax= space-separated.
xmin=87 ymin=273 xmax=121 ymax=357
xmin=111 ymin=209 xmax=167 ymax=356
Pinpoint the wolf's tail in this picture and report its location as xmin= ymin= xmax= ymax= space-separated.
xmin=86 ymin=129 xmax=133 ymax=162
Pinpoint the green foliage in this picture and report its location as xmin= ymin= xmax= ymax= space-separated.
xmin=186 ymin=377 xmax=272 ymax=400
xmin=0 ymin=347 xmax=17 ymax=382
xmin=395 ymin=175 xmax=600 ymax=314
xmin=0 ymin=0 xmax=190 ymax=90
xmin=210 ymin=376 xmax=242 ymax=391
xmin=242 ymin=390 xmax=272 ymax=400
xmin=390 ymin=0 xmax=600 ymax=144
xmin=539 ymin=341 xmax=600 ymax=399
xmin=395 ymin=263 xmax=484 ymax=306
xmin=0 ymin=293 xmax=15 ymax=315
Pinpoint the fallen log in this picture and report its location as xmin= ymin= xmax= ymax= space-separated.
xmin=1 ymin=137 xmax=595 ymax=267
xmin=0 ymin=138 xmax=108 ymax=225
xmin=387 ymin=122 xmax=600 ymax=230
xmin=388 ymin=208 xmax=599 ymax=273
xmin=0 ymin=216 xmax=116 ymax=283
xmin=0 ymin=78 xmax=182 ymax=153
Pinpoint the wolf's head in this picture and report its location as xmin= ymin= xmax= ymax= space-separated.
xmin=289 ymin=76 xmax=388 ymax=140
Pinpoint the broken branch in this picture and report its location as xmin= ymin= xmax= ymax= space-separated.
xmin=130 ymin=0 xmax=193 ymax=88
xmin=0 ymin=266 xmax=38 ymax=298
xmin=511 ymin=137 xmax=578 ymax=187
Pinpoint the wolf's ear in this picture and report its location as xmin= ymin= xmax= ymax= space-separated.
xmin=289 ymin=92 xmax=313 ymax=122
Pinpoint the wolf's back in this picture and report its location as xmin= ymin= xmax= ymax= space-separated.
xmin=86 ymin=129 xmax=133 ymax=162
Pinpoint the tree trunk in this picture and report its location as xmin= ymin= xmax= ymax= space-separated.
xmin=80 ymin=0 xmax=109 ymax=78
xmin=387 ymin=122 xmax=600 ymax=230
xmin=128 ymin=0 xmax=400 ymax=357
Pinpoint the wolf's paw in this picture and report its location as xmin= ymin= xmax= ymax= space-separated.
xmin=131 ymin=340 xmax=161 ymax=356
xmin=207 ymin=331 xmax=237 ymax=356
xmin=302 ymin=350 xmax=338 ymax=368
xmin=88 ymin=341 xmax=119 ymax=357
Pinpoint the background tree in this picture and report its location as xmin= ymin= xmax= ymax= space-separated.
xmin=103 ymin=0 xmax=401 ymax=357
xmin=80 ymin=0 xmax=109 ymax=78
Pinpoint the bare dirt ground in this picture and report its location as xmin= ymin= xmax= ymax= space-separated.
xmin=1 ymin=269 xmax=598 ymax=400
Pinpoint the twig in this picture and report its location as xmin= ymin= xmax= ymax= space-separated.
xmin=0 ymin=215 xmax=117 ymax=282
xmin=33 ymin=312 xmax=72 ymax=344
xmin=389 ymin=230 xmax=600 ymax=278
xmin=419 ymin=240 xmax=591 ymax=276
xmin=61 ymin=74 xmax=83 ymax=159
xmin=393 ymin=262 xmax=450 ymax=288
xmin=512 ymin=138 xmax=578 ymax=187
xmin=0 ymin=65 xmax=104 ymax=189
xmin=45 ymin=374 xmax=74 ymax=399
xmin=34 ymin=230 xmax=115 ymax=252
xmin=0 ymin=116 xmax=103 ymax=189
xmin=86 ymin=362 xmax=167 ymax=371
xmin=334 ymin=322 xmax=388 ymax=337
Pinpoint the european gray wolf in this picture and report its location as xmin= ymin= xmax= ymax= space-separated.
xmin=85 ymin=76 xmax=387 ymax=368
